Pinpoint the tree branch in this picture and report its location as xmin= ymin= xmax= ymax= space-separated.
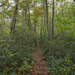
xmin=0 ymin=0 xmax=8 ymax=7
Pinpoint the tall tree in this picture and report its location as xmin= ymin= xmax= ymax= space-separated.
xmin=42 ymin=0 xmax=46 ymax=38
xmin=52 ymin=0 xmax=55 ymax=41
xmin=27 ymin=4 xmax=32 ymax=42
xmin=10 ymin=0 xmax=18 ymax=44
xmin=45 ymin=0 xmax=50 ymax=40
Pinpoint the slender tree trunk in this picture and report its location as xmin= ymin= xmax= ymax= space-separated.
xmin=45 ymin=0 xmax=50 ymax=40
xmin=43 ymin=0 xmax=46 ymax=38
xmin=25 ymin=5 xmax=27 ymax=29
xmin=62 ymin=7 xmax=65 ymax=19
xmin=28 ymin=4 xmax=32 ymax=42
xmin=40 ymin=20 xmax=43 ymax=38
xmin=34 ymin=22 xmax=36 ymax=38
xmin=2 ymin=14 xmax=5 ymax=39
xmin=10 ymin=0 xmax=18 ymax=44
xmin=23 ymin=5 xmax=27 ymax=42
xmin=0 ymin=20 xmax=5 ymax=38
xmin=61 ymin=6 xmax=65 ymax=37
xmin=52 ymin=0 xmax=54 ymax=41
xmin=49 ymin=15 xmax=52 ymax=41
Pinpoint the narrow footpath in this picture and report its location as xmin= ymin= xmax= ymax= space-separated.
xmin=32 ymin=42 xmax=49 ymax=75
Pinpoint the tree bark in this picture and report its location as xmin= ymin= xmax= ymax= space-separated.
xmin=27 ymin=4 xmax=32 ymax=42
xmin=52 ymin=0 xmax=54 ymax=41
xmin=45 ymin=0 xmax=50 ymax=40
xmin=10 ymin=0 xmax=18 ymax=44
xmin=43 ymin=0 xmax=46 ymax=38
xmin=62 ymin=7 xmax=65 ymax=19
xmin=40 ymin=20 xmax=43 ymax=38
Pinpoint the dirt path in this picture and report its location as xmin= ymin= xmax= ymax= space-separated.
xmin=32 ymin=42 xmax=49 ymax=75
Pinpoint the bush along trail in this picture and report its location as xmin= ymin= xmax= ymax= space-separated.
xmin=39 ymin=38 xmax=75 ymax=75
xmin=32 ymin=42 xmax=50 ymax=75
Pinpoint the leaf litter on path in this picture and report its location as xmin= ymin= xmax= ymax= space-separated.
xmin=32 ymin=42 xmax=50 ymax=75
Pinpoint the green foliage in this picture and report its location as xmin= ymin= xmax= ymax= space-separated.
xmin=0 ymin=0 xmax=75 ymax=75
xmin=38 ymin=5 xmax=75 ymax=75
xmin=47 ymin=57 xmax=75 ymax=75
xmin=39 ymin=36 xmax=75 ymax=75
xmin=0 ymin=35 xmax=35 ymax=75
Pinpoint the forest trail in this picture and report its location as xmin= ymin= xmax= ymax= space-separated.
xmin=32 ymin=42 xmax=49 ymax=75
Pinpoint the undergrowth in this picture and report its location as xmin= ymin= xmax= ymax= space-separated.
xmin=39 ymin=36 xmax=75 ymax=75
xmin=0 ymin=37 xmax=36 ymax=75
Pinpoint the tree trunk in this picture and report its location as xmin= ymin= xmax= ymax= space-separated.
xmin=27 ymin=4 xmax=32 ymax=42
xmin=10 ymin=0 xmax=18 ymax=44
xmin=34 ymin=22 xmax=36 ymax=38
xmin=52 ymin=0 xmax=54 ymax=41
xmin=45 ymin=0 xmax=50 ymax=40
xmin=40 ymin=20 xmax=43 ymax=38
xmin=43 ymin=0 xmax=46 ymax=38
xmin=62 ymin=7 xmax=65 ymax=19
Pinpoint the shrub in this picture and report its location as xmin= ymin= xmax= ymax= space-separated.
xmin=39 ymin=36 xmax=75 ymax=75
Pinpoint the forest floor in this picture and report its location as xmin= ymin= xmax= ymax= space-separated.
xmin=32 ymin=42 xmax=50 ymax=75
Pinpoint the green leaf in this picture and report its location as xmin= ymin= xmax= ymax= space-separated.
xmin=10 ymin=54 xmax=14 ymax=57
